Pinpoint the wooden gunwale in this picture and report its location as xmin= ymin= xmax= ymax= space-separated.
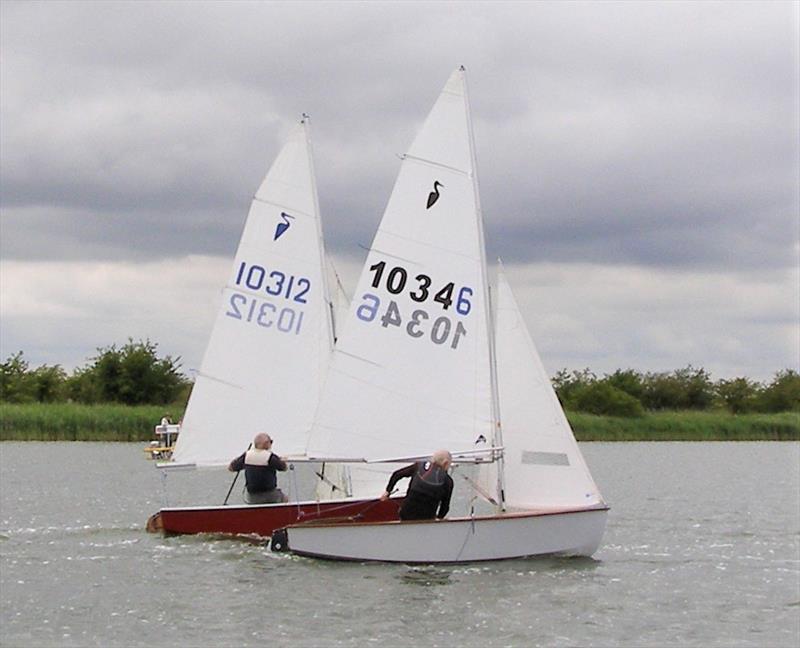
xmin=288 ymin=503 xmax=610 ymax=528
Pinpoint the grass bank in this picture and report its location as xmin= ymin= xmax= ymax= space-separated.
xmin=568 ymin=411 xmax=799 ymax=441
xmin=0 ymin=403 xmax=185 ymax=441
xmin=0 ymin=404 xmax=797 ymax=442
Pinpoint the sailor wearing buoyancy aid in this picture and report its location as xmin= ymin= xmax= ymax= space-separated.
xmin=228 ymin=433 xmax=288 ymax=504
xmin=380 ymin=449 xmax=454 ymax=520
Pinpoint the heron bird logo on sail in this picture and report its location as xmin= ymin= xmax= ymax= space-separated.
xmin=274 ymin=212 xmax=295 ymax=241
xmin=426 ymin=181 xmax=443 ymax=209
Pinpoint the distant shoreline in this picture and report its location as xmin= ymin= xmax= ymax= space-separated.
xmin=0 ymin=403 xmax=797 ymax=442
xmin=567 ymin=411 xmax=798 ymax=441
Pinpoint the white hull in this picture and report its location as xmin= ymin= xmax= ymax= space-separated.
xmin=281 ymin=506 xmax=609 ymax=563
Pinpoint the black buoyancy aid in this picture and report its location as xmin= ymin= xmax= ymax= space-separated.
xmin=408 ymin=461 xmax=447 ymax=498
xmin=243 ymin=448 xmax=277 ymax=492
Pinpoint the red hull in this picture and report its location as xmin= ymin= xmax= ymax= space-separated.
xmin=146 ymin=497 xmax=403 ymax=538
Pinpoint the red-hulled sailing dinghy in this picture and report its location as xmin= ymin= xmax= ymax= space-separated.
xmin=147 ymin=116 xmax=395 ymax=537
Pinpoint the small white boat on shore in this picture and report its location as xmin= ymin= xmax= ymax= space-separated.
xmin=143 ymin=423 xmax=180 ymax=460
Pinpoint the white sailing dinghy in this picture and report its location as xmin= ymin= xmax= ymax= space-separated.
xmin=146 ymin=117 xmax=400 ymax=536
xmin=275 ymin=68 xmax=608 ymax=562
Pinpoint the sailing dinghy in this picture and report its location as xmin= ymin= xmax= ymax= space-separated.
xmin=146 ymin=117 xmax=400 ymax=536
xmin=273 ymin=68 xmax=608 ymax=562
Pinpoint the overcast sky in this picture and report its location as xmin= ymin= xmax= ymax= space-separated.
xmin=1 ymin=0 xmax=798 ymax=382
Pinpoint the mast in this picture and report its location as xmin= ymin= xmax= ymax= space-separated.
xmin=302 ymin=114 xmax=336 ymax=351
xmin=461 ymin=66 xmax=506 ymax=511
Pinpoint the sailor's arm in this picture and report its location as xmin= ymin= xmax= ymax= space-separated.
xmin=269 ymin=453 xmax=288 ymax=472
xmin=380 ymin=463 xmax=416 ymax=499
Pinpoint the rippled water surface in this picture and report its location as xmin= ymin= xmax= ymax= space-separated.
xmin=1 ymin=442 xmax=798 ymax=647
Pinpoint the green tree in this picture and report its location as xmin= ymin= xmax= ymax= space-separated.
xmin=642 ymin=366 xmax=714 ymax=410
xmin=0 ymin=352 xmax=35 ymax=402
xmin=0 ymin=352 xmax=67 ymax=403
xmin=641 ymin=371 xmax=684 ymax=409
xmin=680 ymin=366 xmax=715 ymax=409
xmin=603 ymin=369 xmax=645 ymax=401
xmin=94 ymin=345 xmax=124 ymax=402
xmin=572 ymin=382 xmax=645 ymax=417
xmin=551 ymin=368 xmax=596 ymax=410
xmin=716 ymin=377 xmax=760 ymax=414
xmin=65 ymin=366 xmax=102 ymax=403
xmin=757 ymin=370 xmax=800 ymax=412
xmin=30 ymin=364 xmax=67 ymax=402
xmin=73 ymin=339 xmax=189 ymax=405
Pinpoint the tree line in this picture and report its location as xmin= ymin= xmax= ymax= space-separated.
xmin=0 ymin=340 xmax=190 ymax=406
xmin=552 ymin=366 xmax=800 ymax=417
xmin=1 ymin=342 xmax=798 ymax=417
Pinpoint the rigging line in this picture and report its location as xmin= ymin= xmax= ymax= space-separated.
xmin=251 ymin=196 xmax=313 ymax=220
xmin=356 ymin=243 xmax=419 ymax=266
xmin=191 ymin=372 xmax=247 ymax=390
xmin=330 ymin=264 xmax=352 ymax=302
xmin=332 ymin=348 xmax=383 ymax=368
xmin=350 ymin=490 xmax=399 ymax=521
xmin=358 ymin=487 xmax=400 ymax=517
xmin=459 ymin=473 xmax=498 ymax=506
xmin=291 ymin=494 xmax=399 ymax=524
xmin=378 ymin=229 xmax=482 ymax=263
xmin=454 ymin=511 xmax=476 ymax=562
xmin=400 ymin=153 xmax=470 ymax=176
xmin=314 ymin=468 xmax=341 ymax=493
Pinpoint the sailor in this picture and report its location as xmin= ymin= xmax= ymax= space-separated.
xmin=228 ymin=433 xmax=288 ymax=504
xmin=379 ymin=449 xmax=454 ymax=520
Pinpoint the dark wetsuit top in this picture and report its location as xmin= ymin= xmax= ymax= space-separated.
xmin=385 ymin=461 xmax=454 ymax=520
xmin=229 ymin=449 xmax=287 ymax=494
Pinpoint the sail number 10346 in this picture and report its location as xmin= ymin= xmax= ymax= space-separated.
xmin=357 ymin=293 xmax=467 ymax=350
xmin=368 ymin=261 xmax=473 ymax=314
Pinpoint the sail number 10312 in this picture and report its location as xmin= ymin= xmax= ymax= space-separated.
xmin=357 ymin=294 xmax=467 ymax=350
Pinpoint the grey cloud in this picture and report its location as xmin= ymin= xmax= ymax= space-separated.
xmin=1 ymin=0 xmax=797 ymax=275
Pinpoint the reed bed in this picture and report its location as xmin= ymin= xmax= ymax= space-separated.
xmin=0 ymin=404 xmax=797 ymax=442
xmin=568 ymin=411 xmax=799 ymax=441
xmin=0 ymin=403 xmax=184 ymax=441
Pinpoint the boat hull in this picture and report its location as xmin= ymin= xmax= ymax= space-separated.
xmin=146 ymin=497 xmax=403 ymax=538
xmin=280 ymin=506 xmax=609 ymax=563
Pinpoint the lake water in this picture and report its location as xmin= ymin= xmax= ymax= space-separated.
xmin=1 ymin=442 xmax=798 ymax=647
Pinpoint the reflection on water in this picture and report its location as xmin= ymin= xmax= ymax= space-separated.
xmin=0 ymin=441 xmax=798 ymax=648
xmin=400 ymin=566 xmax=453 ymax=587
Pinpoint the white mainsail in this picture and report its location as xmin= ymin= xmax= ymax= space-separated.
xmin=172 ymin=118 xmax=334 ymax=466
xmin=306 ymin=68 xmax=496 ymax=464
xmin=492 ymin=266 xmax=605 ymax=509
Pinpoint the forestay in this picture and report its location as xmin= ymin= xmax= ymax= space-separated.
xmin=492 ymin=267 xmax=604 ymax=509
xmin=171 ymin=119 xmax=334 ymax=466
xmin=306 ymin=68 xmax=496 ymax=463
